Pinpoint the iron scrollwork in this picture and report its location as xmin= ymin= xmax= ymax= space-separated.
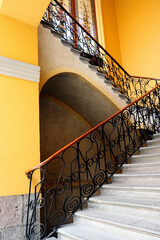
xmin=42 ymin=0 xmax=160 ymax=102
xmin=26 ymin=84 xmax=160 ymax=239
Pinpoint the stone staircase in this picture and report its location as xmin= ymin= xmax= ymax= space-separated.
xmin=39 ymin=22 xmax=131 ymax=112
xmin=48 ymin=133 xmax=160 ymax=240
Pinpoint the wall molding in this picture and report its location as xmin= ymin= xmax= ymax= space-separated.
xmin=0 ymin=56 xmax=40 ymax=83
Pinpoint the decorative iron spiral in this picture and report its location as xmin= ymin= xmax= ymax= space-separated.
xmin=72 ymin=171 xmax=79 ymax=181
xmin=126 ymin=142 xmax=135 ymax=155
xmin=115 ymin=152 xmax=126 ymax=164
xmin=112 ymin=115 xmax=121 ymax=127
xmin=106 ymin=160 xmax=117 ymax=174
xmin=80 ymin=163 xmax=86 ymax=173
xmin=122 ymin=110 xmax=131 ymax=121
xmin=133 ymin=137 xmax=141 ymax=149
xmin=64 ymin=195 xmax=80 ymax=213
xmin=130 ymin=104 xmax=136 ymax=113
xmin=48 ymin=210 xmax=65 ymax=227
xmin=94 ymin=171 xmax=105 ymax=186
xmin=154 ymin=117 xmax=160 ymax=128
xmin=81 ymin=181 xmax=94 ymax=197
xmin=56 ymin=183 xmax=65 ymax=195
xmin=30 ymin=223 xmax=45 ymax=238
xmin=91 ymin=129 xmax=103 ymax=142
xmin=87 ymin=158 xmax=94 ymax=167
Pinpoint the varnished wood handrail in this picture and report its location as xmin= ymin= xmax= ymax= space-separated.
xmin=25 ymin=83 xmax=160 ymax=175
xmin=131 ymin=75 xmax=160 ymax=81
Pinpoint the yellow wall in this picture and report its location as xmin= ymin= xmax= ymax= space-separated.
xmin=0 ymin=14 xmax=38 ymax=65
xmin=0 ymin=75 xmax=40 ymax=196
xmin=0 ymin=2 xmax=44 ymax=195
xmin=100 ymin=0 xmax=122 ymax=64
xmin=101 ymin=0 xmax=160 ymax=78
xmin=115 ymin=0 xmax=160 ymax=78
xmin=0 ymin=0 xmax=50 ymax=27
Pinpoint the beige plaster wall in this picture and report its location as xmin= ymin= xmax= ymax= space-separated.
xmin=40 ymin=94 xmax=90 ymax=161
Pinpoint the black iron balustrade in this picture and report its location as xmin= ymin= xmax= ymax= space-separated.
xmin=26 ymin=84 xmax=160 ymax=239
xmin=41 ymin=0 xmax=160 ymax=102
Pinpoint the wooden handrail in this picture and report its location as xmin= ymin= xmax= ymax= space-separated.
xmin=25 ymin=83 xmax=160 ymax=175
xmin=131 ymin=75 xmax=160 ymax=81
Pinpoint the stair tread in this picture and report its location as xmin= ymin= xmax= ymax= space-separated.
xmin=75 ymin=209 xmax=160 ymax=235
xmin=123 ymin=161 xmax=160 ymax=167
xmin=114 ymin=173 xmax=160 ymax=177
xmin=147 ymin=138 xmax=160 ymax=144
xmin=139 ymin=144 xmax=160 ymax=151
xmin=89 ymin=195 xmax=160 ymax=209
xmin=132 ymin=152 xmax=160 ymax=158
xmin=102 ymin=184 xmax=160 ymax=191
xmin=58 ymin=224 xmax=127 ymax=240
xmin=153 ymin=133 xmax=160 ymax=138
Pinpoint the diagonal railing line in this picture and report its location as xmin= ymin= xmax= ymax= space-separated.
xmin=52 ymin=0 xmax=129 ymax=76
xmin=26 ymin=1 xmax=160 ymax=238
xmin=26 ymin=82 xmax=160 ymax=239
xmin=42 ymin=0 xmax=160 ymax=102
xmin=25 ymin=83 xmax=160 ymax=175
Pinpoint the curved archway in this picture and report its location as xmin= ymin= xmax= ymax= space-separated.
xmin=40 ymin=71 xmax=118 ymax=161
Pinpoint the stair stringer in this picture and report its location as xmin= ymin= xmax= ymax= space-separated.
xmin=38 ymin=24 xmax=128 ymax=111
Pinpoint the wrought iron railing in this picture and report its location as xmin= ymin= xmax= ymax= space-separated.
xmin=26 ymin=83 xmax=160 ymax=239
xmin=41 ymin=0 xmax=160 ymax=102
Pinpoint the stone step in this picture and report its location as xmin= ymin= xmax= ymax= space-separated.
xmin=88 ymin=195 xmax=160 ymax=220
xmin=146 ymin=138 xmax=160 ymax=147
xmin=104 ymin=79 xmax=113 ymax=85
xmin=153 ymin=133 xmax=160 ymax=140
xmin=112 ymin=173 xmax=160 ymax=185
xmin=101 ymin=184 xmax=160 ymax=199
xmin=58 ymin=224 xmax=127 ymax=240
xmin=88 ymin=64 xmax=99 ymax=71
xmin=79 ymin=55 xmax=89 ymax=62
xmin=97 ymin=71 xmax=107 ymax=78
xmin=122 ymin=161 xmax=160 ymax=174
xmin=112 ymin=86 xmax=120 ymax=92
xmin=61 ymin=38 xmax=72 ymax=47
xmin=74 ymin=209 xmax=160 ymax=240
xmin=131 ymin=152 xmax=160 ymax=163
xmin=136 ymin=144 xmax=160 ymax=155
xmin=47 ymin=237 xmax=57 ymax=240
xmin=70 ymin=47 xmax=82 ymax=55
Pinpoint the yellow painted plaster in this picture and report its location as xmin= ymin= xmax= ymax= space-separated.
xmin=115 ymin=0 xmax=160 ymax=78
xmin=0 ymin=75 xmax=40 ymax=196
xmin=0 ymin=14 xmax=38 ymax=65
xmin=100 ymin=0 xmax=122 ymax=64
xmin=0 ymin=0 xmax=50 ymax=27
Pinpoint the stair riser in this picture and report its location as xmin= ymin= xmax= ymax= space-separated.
xmin=100 ymin=189 xmax=160 ymax=199
xmin=147 ymin=140 xmax=160 ymax=147
xmin=122 ymin=166 xmax=160 ymax=174
xmin=58 ymin=234 xmax=75 ymax=240
xmin=74 ymin=216 xmax=160 ymax=240
xmin=131 ymin=156 xmax=160 ymax=163
xmin=136 ymin=147 xmax=160 ymax=155
xmin=88 ymin=202 xmax=160 ymax=220
xmin=153 ymin=135 xmax=160 ymax=140
xmin=113 ymin=176 xmax=160 ymax=185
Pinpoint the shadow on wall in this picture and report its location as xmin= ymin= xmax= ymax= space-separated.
xmin=40 ymin=72 xmax=117 ymax=161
